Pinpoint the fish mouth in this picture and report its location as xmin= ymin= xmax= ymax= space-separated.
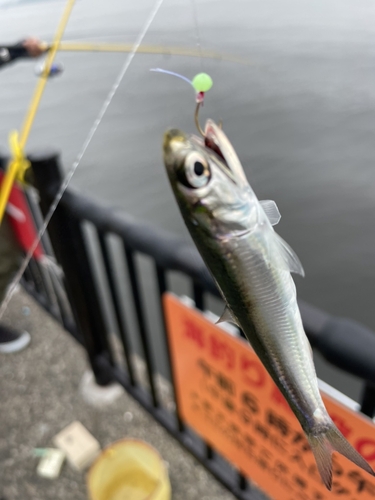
xmin=203 ymin=121 xmax=226 ymax=162
xmin=202 ymin=119 xmax=248 ymax=186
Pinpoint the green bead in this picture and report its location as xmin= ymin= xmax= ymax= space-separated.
xmin=192 ymin=73 xmax=213 ymax=92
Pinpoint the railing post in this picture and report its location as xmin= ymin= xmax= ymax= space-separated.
xmin=29 ymin=150 xmax=114 ymax=385
xmin=360 ymin=382 xmax=375 ymax=418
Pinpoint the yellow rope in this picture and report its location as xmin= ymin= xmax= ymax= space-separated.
xmin=47 ymin=41 xmax=251 ymax=66
xmin=0 ymin=132 xmax=30 ymax=223
xmin=0 ymin=0 xmax=76 ymax=224
xmin=20 ymin=0 xmax=76 ymax=148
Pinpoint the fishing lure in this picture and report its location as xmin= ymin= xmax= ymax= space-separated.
xmin=150 ymin=68 xmax=213 ymax=135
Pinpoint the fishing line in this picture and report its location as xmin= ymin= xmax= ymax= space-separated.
xmin=149 ymin=68 xmax=194 ymax=86
xmin=0 ymin=0 xmax=165 ymax=320
xmin=190 ymin=0 xmax=203 ymax=69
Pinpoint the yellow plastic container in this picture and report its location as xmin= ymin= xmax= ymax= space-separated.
xmin=87 ymin=439 xmax=171 ymax=500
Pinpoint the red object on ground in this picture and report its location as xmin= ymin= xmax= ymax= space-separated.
xmin=0 ymin=170 xmax=44 ymax=260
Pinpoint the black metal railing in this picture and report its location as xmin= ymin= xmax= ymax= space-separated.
xmin=8 ymin=151 xmax=375 ymax=500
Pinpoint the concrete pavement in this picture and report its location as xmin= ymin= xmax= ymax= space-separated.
xmin=0 ymin=287 xmax=237 ymax=500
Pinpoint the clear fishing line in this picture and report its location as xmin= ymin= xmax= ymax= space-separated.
xmin=0 ymin=0 xmax=165 ymax=320
xmin=190 ymin=0 xmax=203 ymax=69
xmin=149 ymin=68 xmax=194 ymax=86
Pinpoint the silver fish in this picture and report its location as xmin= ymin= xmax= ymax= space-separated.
xmin=163 ymin=120 xmax=374 ymax=490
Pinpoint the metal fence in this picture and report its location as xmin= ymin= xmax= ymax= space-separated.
xmin=10 ymin=151 xmax=375 ymax=499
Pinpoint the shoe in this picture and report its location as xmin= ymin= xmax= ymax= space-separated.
xmin=0 ymin=324 xmax=30 ymax=353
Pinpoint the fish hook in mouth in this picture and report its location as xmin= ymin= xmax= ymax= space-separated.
xmin=204 ymin=133 xmax=226 ymax=163
xmin=193 ymin=109 xmax=226 ymax=162
xmin=204 ymin=119 xmax=249 ymax=187
xmin=194 ymin=100 xmax=223 ymax=140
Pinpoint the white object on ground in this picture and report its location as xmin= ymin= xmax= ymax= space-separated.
xmin=36 ymin=448 xmax=65 ymax=479
xmin=53 ymin=421 xmax=100 ymax=471
xmin=79 ymin=370 xmax=124 ymax=407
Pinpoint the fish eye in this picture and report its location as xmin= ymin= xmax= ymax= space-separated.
xmin=177 ymin=152 xmax=211 ymax=188
xmin=194 ymin=161 xmax=204 ymax=176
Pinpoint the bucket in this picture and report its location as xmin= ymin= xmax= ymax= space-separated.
xmin=87 ymin=439 xmax=171 ymax=500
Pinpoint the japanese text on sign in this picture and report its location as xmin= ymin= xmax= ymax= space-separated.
xmin=163 ymin=293 xmax=375 ymax=500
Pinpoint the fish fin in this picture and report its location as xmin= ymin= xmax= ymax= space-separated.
xmin=260 ymin=200 xmax=281 ymax=226
xmin=306 ymin=432 xmax=333 ymax=490
xmin=307 ymin=425 xmax=374 ymax=490
xmin=274 ymin=233 xmax=305 ymax=277
xmin=216 ymin=306 xmax=239 ymax=326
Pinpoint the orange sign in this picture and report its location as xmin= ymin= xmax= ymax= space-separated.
xmin=163 ymin=293 xmax=375 ymax=500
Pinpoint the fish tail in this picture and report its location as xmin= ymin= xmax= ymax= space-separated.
xmin=307 ymin=424 xmax=374 ymax=490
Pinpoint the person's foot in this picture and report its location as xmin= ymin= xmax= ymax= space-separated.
xmin=0 ymin=324 xmax=30 ymax=353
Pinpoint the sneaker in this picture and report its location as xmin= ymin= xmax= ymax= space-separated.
xmin=0 ymin=324 xmax=30 ymax=353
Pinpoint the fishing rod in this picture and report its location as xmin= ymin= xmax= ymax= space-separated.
xmin=0 ymin=0 xmax=77 ymax=225
xmin=40 ymin=41 xmax=250 ymax=66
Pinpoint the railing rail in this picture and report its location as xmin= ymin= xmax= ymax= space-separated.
xmin=7 ymin=151 xmax=375 ymax=500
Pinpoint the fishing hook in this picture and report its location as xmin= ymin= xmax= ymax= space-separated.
xmin=194 ymin=102 xmax=205 ymax=137
xmin=194 ymin=101 xmax=223 ymax=137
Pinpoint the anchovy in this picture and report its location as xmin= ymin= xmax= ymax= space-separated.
xmin=162 ymin=120 xmax=374 ymax=490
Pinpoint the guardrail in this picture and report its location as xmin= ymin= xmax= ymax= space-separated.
xmin=9 ymin=151 xmax=375 ymax=499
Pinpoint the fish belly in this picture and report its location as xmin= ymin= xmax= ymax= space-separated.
xmin=199 ymin=229 xmax=325 ymax=427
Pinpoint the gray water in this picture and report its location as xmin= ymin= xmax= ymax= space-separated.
xmin=1 ymin=0 xmax=375 ymax=401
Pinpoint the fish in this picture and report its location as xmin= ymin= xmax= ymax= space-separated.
xmin=162 ymin=119 xmax=374 ymax=490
